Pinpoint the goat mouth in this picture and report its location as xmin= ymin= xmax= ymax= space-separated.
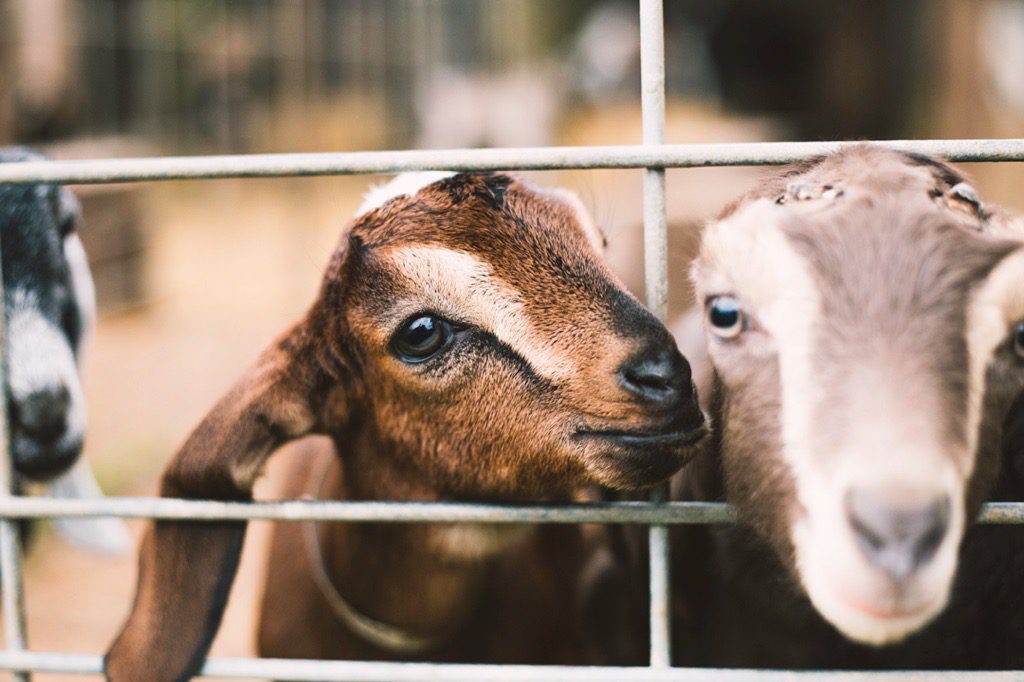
xmin=818 ymin=586 xmax=943 ymax=646
xmin=575 ymin=418 xmax=707 ymax=489
xmin=574 ymin=426 xmax=705 ymax=447
xmin=829 ymin=580 xmax=936 ymax=623
xmin=574 ymin=410 xmax=707 ymax=447
xmin=837 ymin=592 xmax=932 ymax=623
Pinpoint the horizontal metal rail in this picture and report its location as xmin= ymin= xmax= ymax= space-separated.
xmin=0 ymin=651 xmax=1018 ymax=681
xmin=0 ymin=498 xmax=735 ymax=523
xmin=0 ymin=497 xmax=1021 ymax=524
xmin=0 ymin=138 xmax=1022 ymax=185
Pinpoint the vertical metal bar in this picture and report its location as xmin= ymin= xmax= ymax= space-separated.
xmin=639 ymin=0 xmax=672 ymax=670
xmin=0 ymin=237 xmax=30 ymax=680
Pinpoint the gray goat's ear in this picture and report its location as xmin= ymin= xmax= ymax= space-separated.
xmin=56 ymin=187 xmax=81 ymax=237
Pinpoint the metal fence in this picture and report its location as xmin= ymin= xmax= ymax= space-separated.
xmin=2 ymin=1 xmax=1024 ymax=680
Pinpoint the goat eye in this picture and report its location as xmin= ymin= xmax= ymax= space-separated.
xmin=1013 ymin=322 xmax=1024 ymax=360
xmin=393 ymin=315 xmax=453 ymax=362
xmin=708 ymin=296 xmax=744 ymax=340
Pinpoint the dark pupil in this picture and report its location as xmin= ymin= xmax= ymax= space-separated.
xmin=405 ymin=317 xmax=440 ymax=351
xmin=710 ymin=299 xmax=740 ymax=328
xmin=1015 ymin=323 xmax=1024 ymax=350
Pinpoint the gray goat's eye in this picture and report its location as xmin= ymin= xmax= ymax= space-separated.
xmin=392 ymin=315 xmax=454 ymax=363
xmin=708 ymin=296 xmax=744 ymax=340
xmin=1013 ymin=322 xmax=1024 ymax=360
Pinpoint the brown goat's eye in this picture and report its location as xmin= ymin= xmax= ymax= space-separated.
xmin=1013 ymin=322 xmax=1024 ymax=360
xmin=707 ymin=296 xmax=744 ymax=340
xmin=393 ymin=315 xmax=454 ymax=363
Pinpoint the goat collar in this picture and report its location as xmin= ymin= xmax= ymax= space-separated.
xmin=302 ymin=460 xmax=452 ymax=655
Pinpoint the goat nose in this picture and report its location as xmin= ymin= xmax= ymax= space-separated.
xmin=617 ymin=345 xmax=692 ymax=409
xmin=13 ymin=385 xmax=70 ymax=443
xmin=845 ymin=491 xmax=950 ymax=583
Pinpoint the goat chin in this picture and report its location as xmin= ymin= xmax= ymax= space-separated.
xmin=794 ymin=516 xmax=957 ymax=646
xmin=789 ymin=454 xmax=967 ymax=646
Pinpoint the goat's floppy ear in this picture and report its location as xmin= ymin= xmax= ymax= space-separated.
xmin=105 ymin=322 xmax=331 ymax=682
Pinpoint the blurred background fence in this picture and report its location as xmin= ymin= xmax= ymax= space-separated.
xmin=6 ymin=1 xmax=1024 ymax=153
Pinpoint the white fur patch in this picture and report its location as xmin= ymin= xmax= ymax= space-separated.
xmin=430 ymin=523 xmax=532 ymax=561
xmin=6 ymin=291 xmax=87 ymax=441
xmin=698 ymin=199 xmax=828 ymax=517
xmin=965 ymin=248 xmax=1024 ymax=478
xmin=47 ymin=459 xmax=132 ymax=555
xmin=385 ymin=245 xmax=576 ymax=379
xmin=356 ymin=171 xmax=457 ymax=217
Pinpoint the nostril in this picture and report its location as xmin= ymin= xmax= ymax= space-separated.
xmin=845 ymin=491 xmax=951 ymax=582
xmin=618 ymin=346 xmax=691 ymax=406
xmin=13 ymin=385 xmax=71 ymax=443
xmin=624 ymin=360 xmax=670 ymax=391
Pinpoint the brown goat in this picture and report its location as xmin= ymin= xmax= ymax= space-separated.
xmin=669 ymin=146 xmax=1024 ymax=668
xmin=105 ymin=172 xmax=706 ymax=680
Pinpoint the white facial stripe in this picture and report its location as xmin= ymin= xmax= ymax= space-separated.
xmin=64 ymin=233 xmax=97 ymax=365
xmin=698 ymin=200 xmax=825 ymax=512
xmin=356 ymin=171 xmax=457 ymax=217
xmin=6 ymin=293 xmax=87 ymax=438
xmin=965 ymin=246 xmax=1024 ymax=478
xmin=7 ymin=294 xmax=81 ymax=395
xmin=385 ymin=246 xmax=574 ymax=379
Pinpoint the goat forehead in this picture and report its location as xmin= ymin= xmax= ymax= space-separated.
xmin=361 ymin=195 xmax=616 ymax=312
xmin=716 ymin=147 xmax=956 ymax=222
xmin=705 ymin=193 xmax=1012 ymax=325
xmin=782 ymin=199 xmax=1012 ymax=346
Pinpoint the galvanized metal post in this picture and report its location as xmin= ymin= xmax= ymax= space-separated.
xmin=0 ymin=239 xmax=30 ymax=681
xmin=638 ymin=0 xmax=672 ymax=669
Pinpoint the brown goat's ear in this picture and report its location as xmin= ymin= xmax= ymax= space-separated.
xmin=105 ymin=322 xmax=327 ymax=682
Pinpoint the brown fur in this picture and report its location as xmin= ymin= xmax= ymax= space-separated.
xmin=105 ymin=173 xmax=705 ymax=680
xmin=667 ymin=146 xmax=1024 ymax=667
xmin=257 ymin=438 xmax=594 ymax=664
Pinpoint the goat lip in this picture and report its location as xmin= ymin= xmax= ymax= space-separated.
xmin=574 ymin=424 xmax=706 ymax=447
xmin=830 ymin=581 xmax=934 ymax=622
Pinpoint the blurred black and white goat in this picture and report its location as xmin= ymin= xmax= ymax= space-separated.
xmin=0 ymin=147 xmax=127 ymax=553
